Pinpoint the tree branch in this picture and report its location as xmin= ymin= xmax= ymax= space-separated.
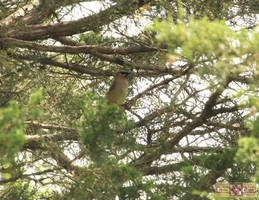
xmin=23 ymin=121 xmax=78 ymax=150
xmin=0 ymin=37 xmax=157 ymax=55
xmin=132 ymin=82 xmax=231 ymax=168
xmin=4 ymin=0 xmax=152 ymax=40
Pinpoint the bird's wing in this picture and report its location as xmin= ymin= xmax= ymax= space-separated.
xmin=108 ymin=80 xmax=116 ymax=92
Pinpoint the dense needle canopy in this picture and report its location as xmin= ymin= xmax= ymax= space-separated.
xmin=0 ymin=0 xmax=258 ymax=199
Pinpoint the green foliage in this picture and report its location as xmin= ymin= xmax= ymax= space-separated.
xmin=153 ymin=18 xmax=232 ymax=60
xmin=226 ymin=162 xmax=256 ymax=182
xmin=55 ymin=83 xmax=92 ymax=122
xmin=79 ymin=92 xmax=135 ymax=165
xmin=152 ymin=17 xmax=259 ymax=84
xmin=1 ymin=1 xmax=258 ymax=199
xmin=236 ymin=136 xmax=259 ymax=176
xmin=235 ymin=84 xmax=259 ymax=183
xmin=196 ymin=149 xmax=236 ymax=171
xmin=0 ymin=90 xmax=43 ymax=162
xmin=63 ymin=161 xmax=165 ymax=200
xmin=0 ymin=180 xmax=58 ymax=200
xmin=0 ymin=101 xmax=25 ymax=161
xmin=74 ymin=92 xmax=166 ymax=199
xmin=1 ymin=181 xmax=38 ymax=200
xmin=0 ymin=90 xmax=43 ymax=200
xmin=0 ymin=90 xmax=43 ymax=183
xmin=118 ymin=166 xmax=166 ymax=200
xmin=79 ymin=31 xmax=111 ymax=45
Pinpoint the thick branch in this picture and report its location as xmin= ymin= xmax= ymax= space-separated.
xmin=4 ymin=0 xmax=152 ymax=40
xmin=23 ymin=122 xmax=78 ymax=150
xmin=0 ymin=37 xmax=156 ymax=55
xmin=54 ymin=36 xmax=172 ymax=72
xmin=132 ymin=83 xmax=230 ymax=168
xmin=170 ymin=84 xmax=231 ymax=148
xmin=13 ymin=53 xmax=112 ymax=76
xmin=0 ymin=0 xmax=80 ymax=26
xmin=0 ymin=0 xmax=41 ymax=26
xmin=0 ymin=169 xmax=54 ymax=185
xmin=45 ymin=143 xmax=81 ymax=174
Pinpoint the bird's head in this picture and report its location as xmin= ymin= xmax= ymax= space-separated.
xmin=117 ymin=71 xmax=130 ymax=78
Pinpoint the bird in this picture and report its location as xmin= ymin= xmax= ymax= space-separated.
xmin=106 ymin=71 xmax=130 ymax=105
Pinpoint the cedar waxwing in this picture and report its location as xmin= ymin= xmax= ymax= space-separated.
xmin=106 ymin=72 xmax=130 ymax=105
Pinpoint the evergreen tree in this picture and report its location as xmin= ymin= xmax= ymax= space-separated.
xmin=0 ymin=0 xmax=258 ymax=199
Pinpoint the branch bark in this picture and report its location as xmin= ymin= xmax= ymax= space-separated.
xmin=3 ymin=0 xmax=152 ymax=41
xmin=0 ymin=37 xmax=157 ymax=55
xmin=23 ymin=121 xmax=78 ymax=150
xmin=0 ymin=0 xmax=85 ymax=26
xmin=132 ymin=81 xmax=231 ymax=169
